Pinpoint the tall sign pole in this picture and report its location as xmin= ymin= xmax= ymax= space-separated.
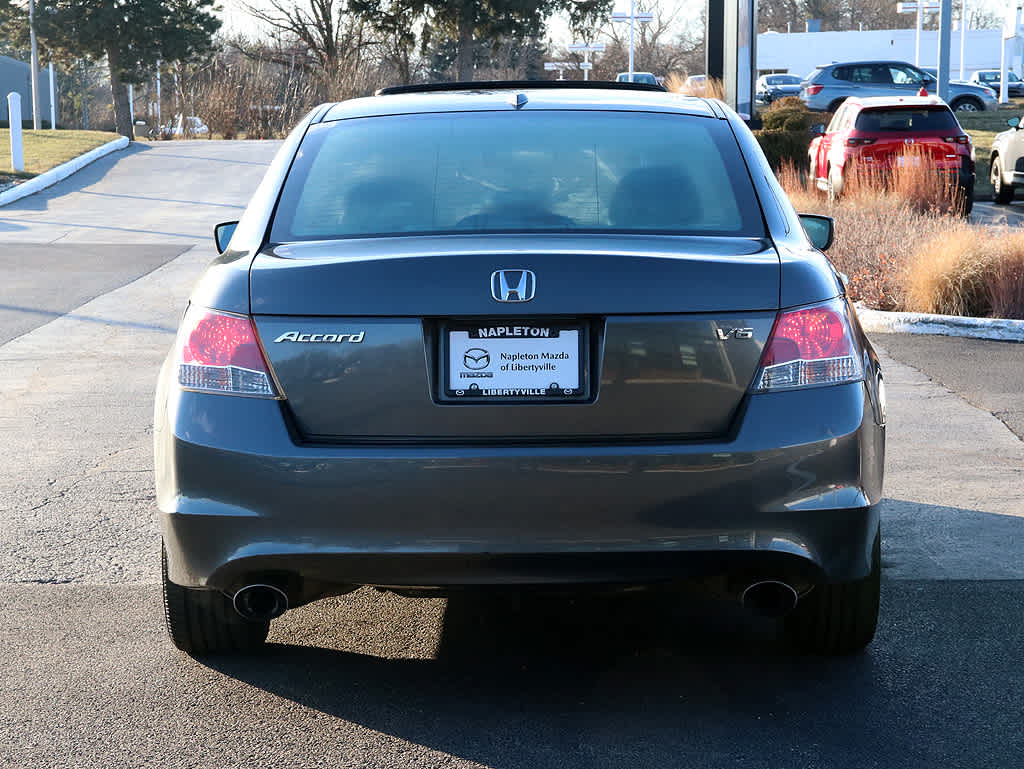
xmin=936 ymin=0 xmax=952 ymax=102
xmin=999 ymin=6 xmax=1019 ymax=104
xmin=28 ymin=0 xmax=40 ymax=129
xmin=568 ymin=42 xmax=605 ymax=82
xmin=959 ymin=0 xmax=967 ymax=80
xmin=544 ymin=62 xmax=577 ymax=80
xmin=897 ymin=2 xmax=942 ymax=67
xmin=611 ymin=6 xmax=653 ymax=80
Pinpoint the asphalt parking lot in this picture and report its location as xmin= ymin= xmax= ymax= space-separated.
xmin=972 ymin=198 xmax=1024 ymax=227
xmin=1 ymin=142 xmax=1022 ymax=769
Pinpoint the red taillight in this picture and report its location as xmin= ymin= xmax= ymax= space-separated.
xmin=942 ymin=135 xmax=970 ymax=145
xmin=753 ymin=300 xmax=862 ymax=391
xmin=806 ymin=84 xmax=824 ymax=96
xmin=846 ymin=137 xmax=876 ymax=147
xmin=176 ymin=307 xmax=277 ymax=397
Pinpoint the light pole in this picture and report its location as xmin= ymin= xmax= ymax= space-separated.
xmin=48 ymin=59 xmax=55 ymax=130
xmin=28 ymin=0 xmax=40 ymax=129
xmin=959 ymin=0 xmax=967 ymax=80
xmin=611 ymin=2 xmax=653 ymax=80
xmin=567 ymin=42 xmax=605 ymax=81
xmin=897 ymin=1 xmax=941 ymax=66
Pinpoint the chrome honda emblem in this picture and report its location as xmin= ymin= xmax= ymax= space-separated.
xmin=904 ymin=138 xmax=915 ymax=145
xmin=491 ymin=270 xmax=536 ymax=302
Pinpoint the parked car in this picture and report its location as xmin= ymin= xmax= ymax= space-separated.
xmin=808 ymin=95 xmax=975 ymax=212
xmin=969 ymin=69 xmax=1024 ymax=98
xmin=615 ymin=72 xmax=659 ymax=85
xmin=160 ymin=114 xmax=209 ymax=137
xmin=801 ymin=60 xmax=998 ymax=113
xmin=156 ymin=80 xmax=885 ymax=658
xmin=756 ymin=73 xmax=803 ymax=104
xmin=920 ymin=67 xmax=972 ymax=86
xmin=989 ymin=113 xmax=1024 ymax=203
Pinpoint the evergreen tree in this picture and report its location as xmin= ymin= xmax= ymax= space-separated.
xmin=1 ymin=0 xmax=220 ymax=138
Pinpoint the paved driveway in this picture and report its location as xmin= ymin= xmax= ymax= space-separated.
xmin=1 ymin=141 xmax=1022 ymax=768
xmin=972 ymin=199 xmax=1024 ymax=227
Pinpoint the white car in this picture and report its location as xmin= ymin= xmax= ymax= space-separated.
xmin=169 ymin=115 xmax=209 ymax=137
xmin=616 ymin=72 xmax=659 ymax=86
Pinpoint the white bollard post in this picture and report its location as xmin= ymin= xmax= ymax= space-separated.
xmin=8 ymin=92 xmax=24 ymax=172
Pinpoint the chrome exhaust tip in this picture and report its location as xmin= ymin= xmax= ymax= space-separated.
xmin=740 ymin=580 xmax=799 ymax=619
xmin=233 ymin=584 xmax=289 ymax=621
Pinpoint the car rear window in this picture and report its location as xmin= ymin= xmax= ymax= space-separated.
xmin=855 ymin=107 xmax=960 ymax=132
xmin=269 ymin=111 xmax=765 ymax=241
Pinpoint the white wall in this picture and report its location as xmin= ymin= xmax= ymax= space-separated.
xmin=757 ymin=28 xmax=1018 ymax=80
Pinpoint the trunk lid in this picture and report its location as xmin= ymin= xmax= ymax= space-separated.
xmin=860 ymin=134 xmax=962 ymax=170
xmin=251 ymin=235 xmax=780 ymax=441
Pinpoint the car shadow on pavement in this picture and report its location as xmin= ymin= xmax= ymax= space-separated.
xmin=201 ymin=502 xmax=1024 ymax=768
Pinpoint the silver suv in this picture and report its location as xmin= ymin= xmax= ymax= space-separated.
xmin=801 ymin=60 xmax=998 ymax=113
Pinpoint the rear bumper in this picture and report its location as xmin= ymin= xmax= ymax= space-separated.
xmin=155 ymin=376 xmax=885 ymax=595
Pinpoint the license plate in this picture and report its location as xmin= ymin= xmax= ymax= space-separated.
xmin=442 ymin=321 xmax=588 ymax=401
xmin=896 ymin=155 xmax=921 ymax=168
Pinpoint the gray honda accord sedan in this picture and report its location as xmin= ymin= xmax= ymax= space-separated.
xmin=155 ymin=81 xmax=885 ymax=657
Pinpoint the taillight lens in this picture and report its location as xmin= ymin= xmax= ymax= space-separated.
xmin=846 ymin=137 xmax=876 ymax=147
xmin=942 ymin=135 xmax=970 ymax=145
xmin=806 ymin=84 xmax=824 ymax=95
xmin=175 ymin=306 xmax=277 ymax=397
xmin=753 ymin=299 xmax=863 ymax=392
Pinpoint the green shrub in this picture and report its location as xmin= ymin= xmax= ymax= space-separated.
xmin=754 ymin=129 xmax=811 ymax=170
xmin=762 ymin=97 xmax=812 ymax=132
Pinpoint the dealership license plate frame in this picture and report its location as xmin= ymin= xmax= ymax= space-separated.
xmin=440 ymin=319 xmax=591 ymax=403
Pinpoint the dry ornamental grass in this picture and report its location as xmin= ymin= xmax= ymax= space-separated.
xmin=776 ymin=154 xmax=1024 ymax=319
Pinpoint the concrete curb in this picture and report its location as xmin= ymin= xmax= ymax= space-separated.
xmin=0 ymin=136 xmax=130 ymax=207
xmin=856 ymin=305 xmax=1024 ymax=342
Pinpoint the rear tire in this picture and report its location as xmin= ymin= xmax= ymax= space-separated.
xmin=827 ymin=99 xmax=846 ymax=114
xmin=992 ymin=156 xmax=1014 ymax=204
xmin=827 ymin=165 xmax=843 ymax=201
xmin=958 ymin=181 xmax=974 ymax=216
xmin=162 ymin=542 xmax=269 ymax=656
xmin=782 ymin=528 xmax=880 ymax=655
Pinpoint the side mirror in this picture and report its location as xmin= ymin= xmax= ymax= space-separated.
xmin=809 ymin=123 xmax=826 ymax=136
xmin=922 ymin=76 xmax=935 ymax=86
xmin=214 ymin=221 xmax=239 ymax=253
xmin=799 ymin=213 xmax=834 ymax=251
xmin=1009 ymin=116 xmax=1021 ymax=129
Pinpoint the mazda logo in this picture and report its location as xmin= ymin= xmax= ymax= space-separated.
xmin=463 ymin=348 xmax=490 ymax=369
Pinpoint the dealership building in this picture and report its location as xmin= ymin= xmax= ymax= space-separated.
xmin=0 ymin=54 xmax=54 ymax=124
xmin=757 ymin=27 xmax=1017 ymax=80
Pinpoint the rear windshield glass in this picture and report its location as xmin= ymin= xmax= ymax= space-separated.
xmin=270 ymin=111 xmax=765 ymax=241
xmin=855 ymin=107 xmax=959 ymax=132
xmin=766 ymin=75 xmax=800 ymax=85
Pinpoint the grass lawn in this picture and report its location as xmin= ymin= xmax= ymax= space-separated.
xmin=0 ymin=129 xmax=121 ymax=185
xmin=958 ymin=99 xmax=1024 ymax=199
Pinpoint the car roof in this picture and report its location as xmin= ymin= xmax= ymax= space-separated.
xmin=320 ymin=85 xmax=718 ymax=122
xmin=844 ymin=95 xmax=948 ymax=109
xmin=822 ymin=60 xmax=918 ymax=69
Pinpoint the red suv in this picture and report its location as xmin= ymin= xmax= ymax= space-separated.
xmin=808 ymin=96 xmax=975 ymax=212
